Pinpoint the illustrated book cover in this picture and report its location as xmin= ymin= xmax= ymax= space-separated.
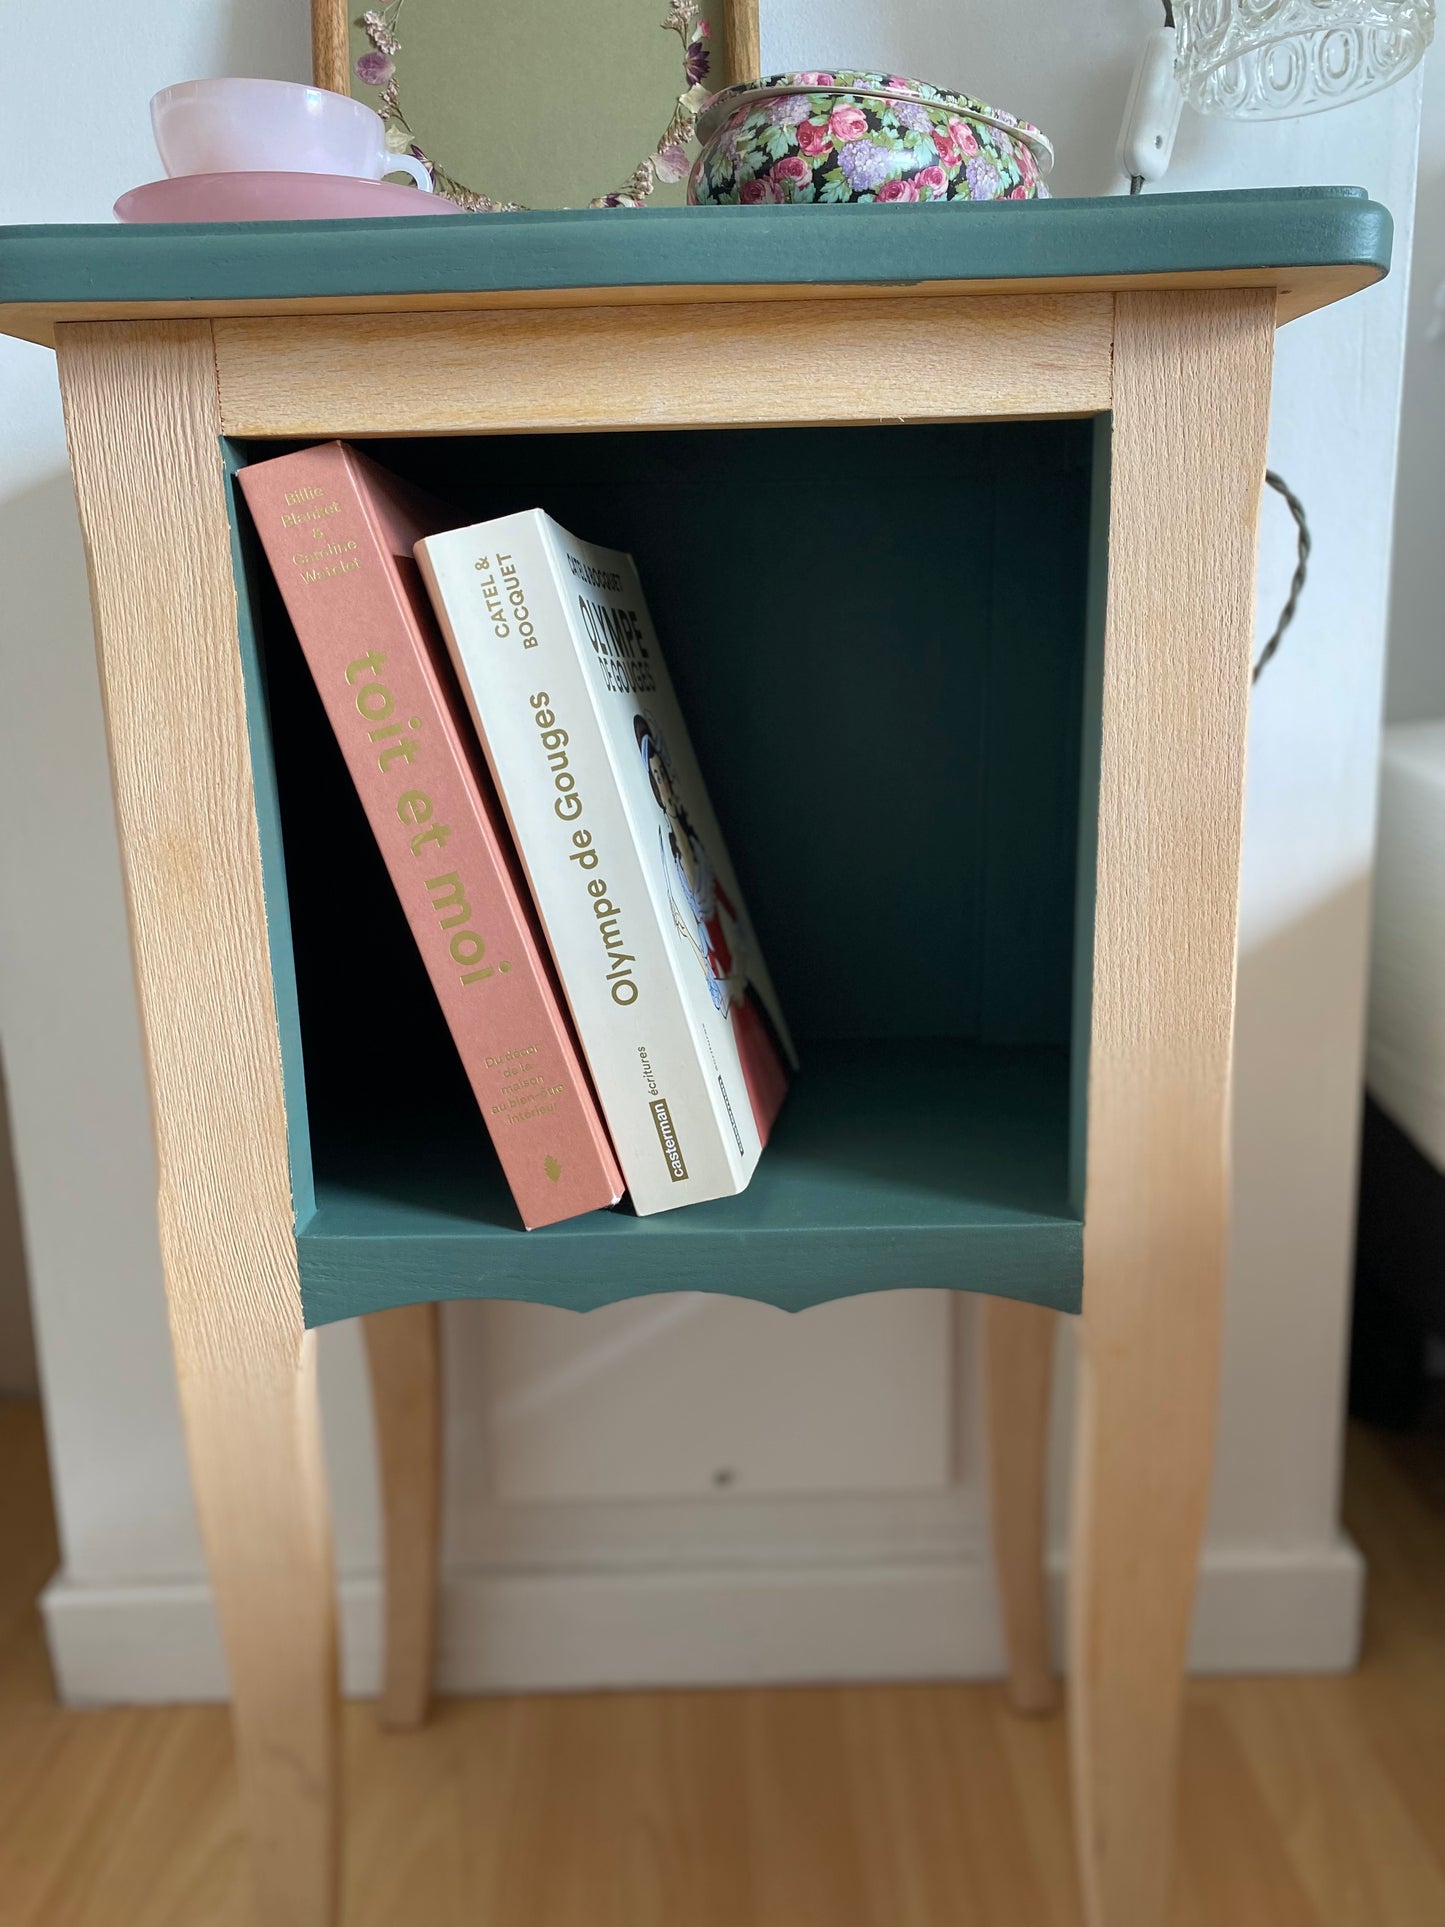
xmin=237 ymin=446 xmax=624 ymax=1230
xmin=416 ymin=509 xmax=795 ymax=1217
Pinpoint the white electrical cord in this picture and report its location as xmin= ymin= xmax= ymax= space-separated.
xmin=1117 ymin=24 xmax=1183 ymax=192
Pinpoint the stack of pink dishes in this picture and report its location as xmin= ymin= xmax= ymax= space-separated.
xmin=115 ymin=76 xmax=462 ymax=222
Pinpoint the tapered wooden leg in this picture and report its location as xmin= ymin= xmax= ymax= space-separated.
xmin=57 ymin=319 xmax=340 ymax=1927
xmin=180 ymin=1347 xmax=339 ymax=1924
xmin=1068 ymin=290 xmax=1275 ymax=1927
xmin=984 ymin=1298 xmax=1058 ymax=1715
xmin=364 ymin=1302 xmax=442 ymax=1727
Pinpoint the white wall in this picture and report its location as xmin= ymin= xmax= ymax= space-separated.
xmin=0 ymin=1 xmax=1423 ymax=1699
xmin=0 ymin=1058 xmax=36 ymax=1394
xmin=1385 ymin=43 xmax=1445 ymax=723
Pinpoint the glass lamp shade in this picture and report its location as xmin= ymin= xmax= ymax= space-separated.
xmin=1175 ymin=0 xmax=1434 ymax=117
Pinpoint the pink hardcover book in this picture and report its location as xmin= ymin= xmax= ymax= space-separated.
xmin=238 ymin=443 xmax=624 ymax=1229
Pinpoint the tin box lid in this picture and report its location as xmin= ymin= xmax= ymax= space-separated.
xmin=697 ymin=70 xmax=1055 ymax=175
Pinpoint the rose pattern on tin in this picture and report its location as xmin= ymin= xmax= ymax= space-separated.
xmin=689 ymin=73 xmax=1051 ymax=206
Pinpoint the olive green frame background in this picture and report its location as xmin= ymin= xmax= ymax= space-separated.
xmin=347 ymin=1 xmax=738 ymax=208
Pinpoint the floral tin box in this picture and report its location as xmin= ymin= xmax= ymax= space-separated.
xmin=689 ymin=71 xmax=1054 ymax=206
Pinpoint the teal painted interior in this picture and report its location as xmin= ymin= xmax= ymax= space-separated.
xmin=298 ymin=1041 xmax=1082 ymax=1322
xmin=225 ymin=420 xmax=1098 ymax=1325
xmin=0 ymin=189 xmax=1391 ymax=318
xmin=221 ymin=444 xmax=315 ymax=1227
xmin=1068 ymin=416 xmax=1112 ymax=1216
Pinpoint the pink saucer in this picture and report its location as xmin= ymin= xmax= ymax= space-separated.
xmin=114 ymin=171 xmax=465 ymax=223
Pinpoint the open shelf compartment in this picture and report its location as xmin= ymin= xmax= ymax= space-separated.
xmin=225 ymin=419 xmax=1103 ymax=1325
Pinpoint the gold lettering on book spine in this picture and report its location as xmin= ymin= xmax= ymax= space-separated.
xmin=333 ymin=647 xmax=510 ymax=988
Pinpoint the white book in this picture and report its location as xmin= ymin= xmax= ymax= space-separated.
xmin=416 ymin=510 xmax=794 ymax=1217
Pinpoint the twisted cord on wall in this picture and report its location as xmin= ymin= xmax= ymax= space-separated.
xmin=1255 ymin=470 xmax=1311 ymax=684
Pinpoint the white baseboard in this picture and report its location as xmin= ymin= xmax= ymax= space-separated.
xmin=42 ymin=1537 xmax=1364 ymax=1706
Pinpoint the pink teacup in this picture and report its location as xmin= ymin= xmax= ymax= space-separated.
xmin=150 ymin=77 xmax=432 ymax=190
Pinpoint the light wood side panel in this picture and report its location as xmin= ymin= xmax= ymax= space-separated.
xmin=311 ymin=0 xmax=350 ymax=94
xmin=55 ymin=319 xmax=340 ymax=1927
xmin=720 ymin=0 xmax=761 ymax=85
xmin=984 ymin=1298 xmax=1059 ymax=1716
xmin=213 ymin=292 xmax=1114 ymax=437
xmin=1069 ymin=289 xmax=1275 ymax=1927
xmin=363 ymin=1303 xmax=442 ymax=1730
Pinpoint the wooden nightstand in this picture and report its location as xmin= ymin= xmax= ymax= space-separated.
xmin=0 ymin=186 xmax=1390 ymax=1927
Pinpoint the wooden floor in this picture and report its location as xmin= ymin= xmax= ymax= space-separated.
xmin=1 ymin=1398 xmax=1442 ymax=1927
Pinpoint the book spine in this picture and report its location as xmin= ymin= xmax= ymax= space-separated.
xmin=543 ymin=524 xmax=791 ymax=1147
xmin=236 ymin=452 xmax=622 ymax=1230
xmin=417 ymin=515 xmax=741 ymax=1215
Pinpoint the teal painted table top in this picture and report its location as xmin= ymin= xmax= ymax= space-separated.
xmin=0 ymin=188 xmax=1391 ymax=345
